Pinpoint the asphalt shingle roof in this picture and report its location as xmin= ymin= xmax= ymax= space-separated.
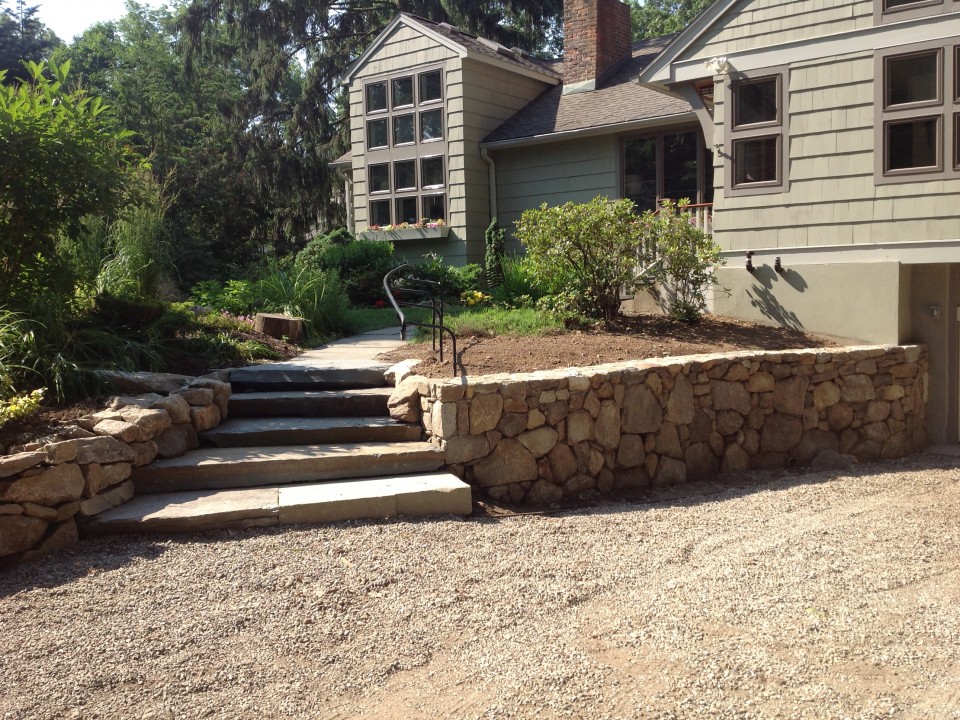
xmin=483 ymin=34 xmax=692 ymax=144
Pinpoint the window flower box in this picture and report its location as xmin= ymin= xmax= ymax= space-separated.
xmin=360 ymin=222 xmax=449 ymax=242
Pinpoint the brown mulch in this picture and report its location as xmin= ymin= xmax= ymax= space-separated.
xmin=378 ymin=313 xmax=843 ymax=379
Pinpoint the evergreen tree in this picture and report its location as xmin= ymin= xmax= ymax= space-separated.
xmin=0 ymin=0 xmax=61 ymax=83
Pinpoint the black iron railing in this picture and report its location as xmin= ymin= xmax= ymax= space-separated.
xmin=383 ymin=264 xmax=461 ymax=377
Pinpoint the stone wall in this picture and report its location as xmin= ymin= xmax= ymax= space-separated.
xmin=395 ymin=345 xmax=927 ymax=505
xmin=0 ymin=374 xmax=230 ymax=564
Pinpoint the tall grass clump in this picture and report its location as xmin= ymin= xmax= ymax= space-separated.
xmin=258 ymin=265 xmax=350 ymax=342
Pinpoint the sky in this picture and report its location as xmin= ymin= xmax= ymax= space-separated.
xmin=30 ymin=0 xmax=169 ymax=42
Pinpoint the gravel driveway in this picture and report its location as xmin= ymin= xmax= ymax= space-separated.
xmin=2 ymin=455 xmax=960 ymax=719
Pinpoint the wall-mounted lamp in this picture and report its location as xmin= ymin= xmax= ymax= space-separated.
xmin=746 ymin=251 xmax=755 ymax=273
xmin=774 ymin=256 xmax=784 ymax=275
xmin=705 ymin=56 xmax=730 ymax=75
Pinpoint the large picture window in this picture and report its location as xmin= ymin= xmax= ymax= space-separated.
xmin=725 ymin=69 xmax=787 ymax=195
xmin=622 ymin=129 xmax=713 ymax=212
xmin=876 ymin=42 xmax=959 ymax=182
xmin=362 ymin=66 xmax=448 ymax=226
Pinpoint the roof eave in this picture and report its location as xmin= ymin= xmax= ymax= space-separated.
xmin=636 ymin=0 xmax=737 ymax=85
xmin=481 ymin=110 xmax=698 ymax=149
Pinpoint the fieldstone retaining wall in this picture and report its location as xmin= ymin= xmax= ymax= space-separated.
xmin=391 ymin=345 xmax=927 ymax=505
xmin=0 ymin=373 xmax=230 ymax=564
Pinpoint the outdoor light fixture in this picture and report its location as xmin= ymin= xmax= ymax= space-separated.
xmin=705 ymin=56 xmax=730 ymax=75
xmin=774 ymin=257 xmax=784 ymax=274
xmin=746 ymin=251 xmax=755 ymax=273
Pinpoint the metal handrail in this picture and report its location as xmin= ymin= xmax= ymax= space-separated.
xmin=383 ymin=264 xmax=461 ymax=377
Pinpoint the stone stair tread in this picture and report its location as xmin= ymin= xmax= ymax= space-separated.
xmin=86 ymin=472 xmax=472 ymax=534
xmin=229 ymin=388 xmax=392 ymax=417
xmin=201 ymin=416 xmax=420 ymax=447
xmin=229 ymin=361 xmax=392 ymax=390
xmin=132 ymin=441 xmax=445 ymax=493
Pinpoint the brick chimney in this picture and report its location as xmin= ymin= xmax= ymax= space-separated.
xmin=563 ymin=0 xmax=632 ymax=94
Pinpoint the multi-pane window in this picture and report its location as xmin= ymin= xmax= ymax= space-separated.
xmin=726 ymin=71 xmax=786 ymax=193
xmin=363 ymin=67 xmax=447 ymax=227
xmin=622 ymin=129 xmax=713 ymax=212
xmin=876 ymin=42 xmax=960 ymax=181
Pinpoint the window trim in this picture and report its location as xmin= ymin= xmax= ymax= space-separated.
xmin=875 ymin=40 xmax=958 ymax=184
xmin=619 ymin=126 xmax=714 ymax=211
xmin=875 ymin=0 xmax=946 ymax=24
xmin=360 ymin=65 xmax=449 ymax=227
xmin=724 ymin=66 xmax=789 ymax=197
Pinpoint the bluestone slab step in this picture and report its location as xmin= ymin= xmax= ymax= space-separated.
xmin=86 ymin=473 xmax=472 ymax=535
xmin=229 ymin=360 xmax=392 ymax=391
xmin=132 ymin=441 xmax=445 ymax=493
xmin=201 ymin=416 xmax=420 ymax=448
xmin=229 ymin=388 xmax=391 ymax=418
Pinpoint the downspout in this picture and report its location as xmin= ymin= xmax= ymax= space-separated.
xmin=343 ymin=175 xmax=354 ymax=234
xmin=480 ymin=146 xmax=497 ymax=222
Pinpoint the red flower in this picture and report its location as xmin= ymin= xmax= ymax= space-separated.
xmin=375 ymin=300 xmax=386 ymax=308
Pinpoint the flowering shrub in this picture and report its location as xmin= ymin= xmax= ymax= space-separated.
xmin=367 ymin=218 xmax=445 ymax=231
xmin=0 ymin=388 xmax=44 ymax=428
xmin=460 ymin=290 xmax=492 ymax=307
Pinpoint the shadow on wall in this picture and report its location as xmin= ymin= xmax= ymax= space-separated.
xmin=745 ymin=263 xmax=806 ymax=331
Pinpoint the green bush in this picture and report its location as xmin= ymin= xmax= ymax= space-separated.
xmin=296 ymin=230 xmax=395 ymax=305
xmin=405 ymin=254 xmax=484 ymax=301
xmin=515 ymin=196 xmax=654 ymax=322
xmin=644 ymin=200 xmax=725 ymax=322
xmin=484 ymin=218 xmax=506 ymax=289
xmin=189 ymin=278 xmax=259 ymax=316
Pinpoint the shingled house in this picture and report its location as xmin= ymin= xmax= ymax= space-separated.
xmin=337 ymin=0 xmax=960 ymax=444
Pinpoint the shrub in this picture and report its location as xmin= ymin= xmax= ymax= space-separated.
xmin=515 ymin=196 xmax=654 ymax=322
xmin=405 ymin=254 xmax=483 ymax=301
xmin=257 ymin=265 xmax=350 ymax=343
xmin=0 ymin=388 xmax=45 ymax=429
xmin=484 ymin=218 xmax=506 ymax=289
xmin=296 ymin=231 xmax=395 ymax=305
xmin=189 ymin=279 xmax=259 ymax=316
xmin=644 ymin=200 xmax=725 ymax=322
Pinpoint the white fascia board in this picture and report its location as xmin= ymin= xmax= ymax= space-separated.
xmin=719 ymin=240 xmax=960 ymax=266
xmin=340 ymin=14 xmax=468 ymax=86
xmin=656 ymin=11 xmax=960 ymax=85
xmin=480 ymin=111 xmax=696 ymax=150
xmin=637 ymin=0 xmax=739 ymax=84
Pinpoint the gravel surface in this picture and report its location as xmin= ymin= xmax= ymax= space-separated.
xmin=3 ymin=456 xmax=960 ymax=719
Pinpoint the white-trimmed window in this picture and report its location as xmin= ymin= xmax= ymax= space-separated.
xmin=875 ymin=41 xmax=960 ymax=183
xmin=725 ymin=69 xmax=788 ymax=196
xmin=362 ymin=67 xmax=447 ymax=226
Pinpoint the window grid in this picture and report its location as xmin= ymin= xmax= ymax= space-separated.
xmin=726 ymin=70 xmax=787 ymax=194
xmin=362 ymin=67 xmax=447 ymax=226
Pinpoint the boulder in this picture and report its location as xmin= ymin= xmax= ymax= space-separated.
xmin=760 ymin=413 xmax=803 ymax=453
xmin=665 ymin=374 xmax=695 ymax=424
xmin=711 ymin=381 xmax=752 ymax=415
xmin=187 ymin=378 xmax=232 ymax=417
xmin=615 ymin=435 xmax=644 ymax=469
xmin=443 ymin=435 xmax=489 ymax=464
xmin=773 ymin=376 xmax=809 ymax=417
xmin=840 ymin=374 xmax=876 ymax=403
xmin=151 ymin=394 xmax=192 ymax=424
xmin=518 ymin=427 xmax=559 ymax=457
xmin=1 ymin=464 xmax=84 ymax=505
xmin=621 ymin=385 xmax=662 ymax=434
xmin=98 ymin=370 xmax=194 ymax=395
xmin=155 ymin=424 xmax=200 ymax=459
xmin=43 ymin=440 xmax=78 ymax=465
xmin=78 ymin=480 xmax=134 ymax=518
xmin=22 ymin=519 xmax=78 ymax=560
xmin=547 ymin=443 xmax=577 ymax=483
xmin=471 ymin=439 xmax=537 ymax=487
xmin=684 ymin=443 xmax=719 ymax=479
xmin=176 ymin=387 xmax=215 ymax=406
xmin=813 ymin=381 xmax=841 ymax=410
xmin=388 ymin=375 xmax=428 ymax=424
xmin=190 ymin=404 xmax=221 ymax=433
xmin=82 ymin=463 xmax=132 ymax=497
xmin=654 ymin=457 xmax=687 ymax=486
xmin=525 ymin=479 xmax=564 ymax=506
xmin=469 ymin=393 xmax=503 ymax=435
xmin=594 ymin=400 xmax=621 ymax=450
xmin=0 ymin=450 xmax=46 ymax=479
xmin=566 ymin=411 xmax=594 ymax=445
xmin=119 ymin=407 xmax=172 ymax=442
xmin=92 ymin=418 xmax=138 ymax=443
xmin=721 ymin=444 xmax=751 ymax=473
xmin=811 ymin=450 xmax=857 ymax=472
xmin=0 ymin=515 xmax=48 ymax=557
xmin=384 ymin=359 xmax=421 ymax=386
xmin=75 ymin=437 xmax=136 ymax=465
xmin=129 ymin=441 xmax=159 ymax=468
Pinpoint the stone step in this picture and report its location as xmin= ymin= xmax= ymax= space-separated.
xmin=229 ymin=361 xmax=392 ymax=391
xmin=200 ymin=417 xmax=421 ymax=448
xmin=229 ymin=388 xmax=392 ymax=418
xmin=85 ymin=472 xmax=473 ymax=535
xmin=132 ymin=441 xmax=444 ymax=494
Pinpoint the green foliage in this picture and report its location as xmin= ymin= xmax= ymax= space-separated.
xmin=296 ymin=232 xmax=395 ymax=305
xmin=257 ymin=265 xmax=350 ymax=343
xmin=189 ymin=279 xmax=259 ymax=316
xmin=628 ymin=0 xmax=713 ymax=40
xmin=484 ymin=218 xmax=506 ymax=289
xmin=406 ymin=254 xmax=484 ymax=301
xmin=644 ymin=200 xmax=725 ymax=322
xmin=0 ymin=388 xmax=44 ymax=428
xmin=0 ymin=59 xmax=138 ymax=314
xmin=442 ymin=306 xmax=565 ymax=338
xmin=515 ymin=196 xmax=654 ymax=322
xmin=0 ymin=309 xmax=41 ymax=400
xmin=0 ymin=1 xmax=61 ymax=83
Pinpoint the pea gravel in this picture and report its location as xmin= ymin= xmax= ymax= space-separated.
xmin=2 ymin=456 xmax=960 ymax=719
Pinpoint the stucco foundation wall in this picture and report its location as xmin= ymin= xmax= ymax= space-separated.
xmin=711 ymin=261 xmax=902 ymax=344
xmin=416 ymin=345 xmax=927 ymax=505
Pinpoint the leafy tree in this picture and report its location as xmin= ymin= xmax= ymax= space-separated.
xmin=515 ymin=196 xmax=655 ymax=322
xmin=628 ymin=0 xmax=712 ymax=40
xmin=0 ymin=0 xmax=61 ymax=82
xmin=0 ymin=60 xmax=140 ymax=312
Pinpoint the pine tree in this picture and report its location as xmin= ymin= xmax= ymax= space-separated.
xmin=0 ymin=0 xmax=61 ymax=83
